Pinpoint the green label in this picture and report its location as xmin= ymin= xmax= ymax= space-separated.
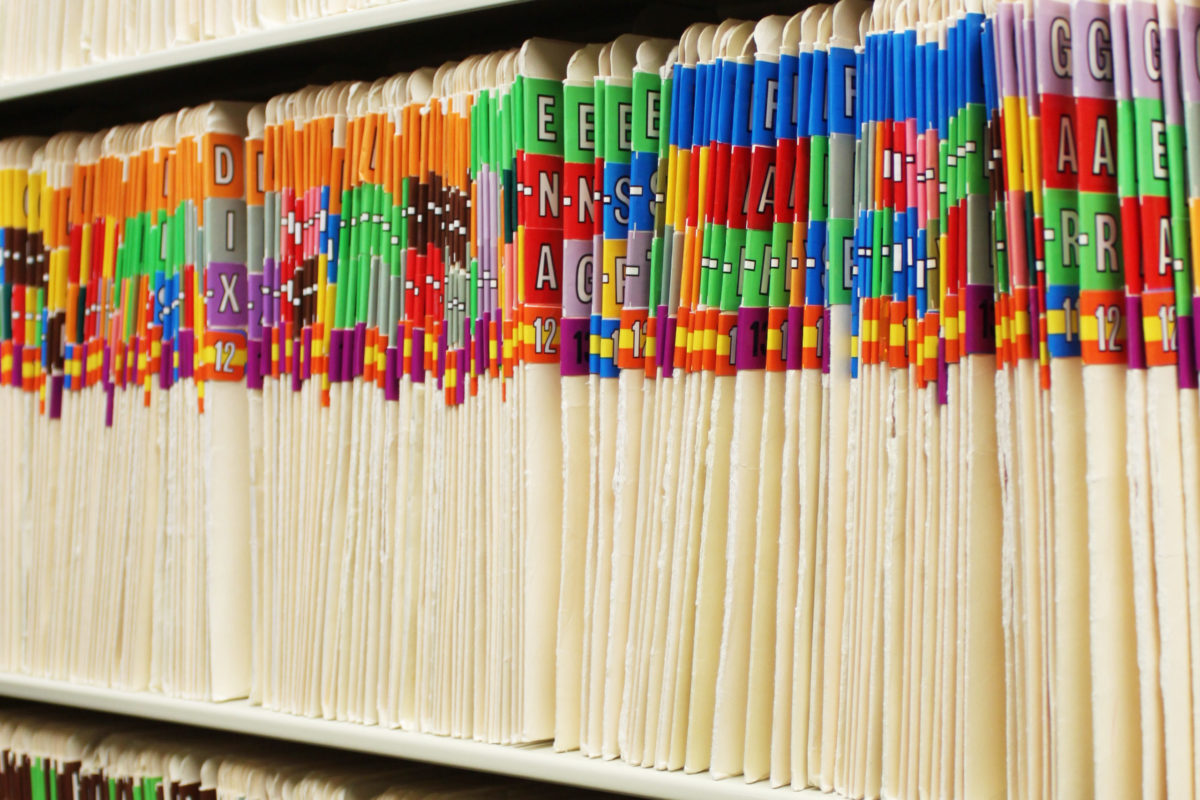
xmin=828 ymin=216 xmax=854 ymax=305
xmin=768 ymin=220 xmax=793 ymax=306
xmin=1042 ymin=186 xmax=1079 ymax=288
xmin=564 ymin=84 xmax=597 ymax=163
xmin=603 ymin=82 xmax=633 ymax=164
xmin=631 ymin=70 xmax=662 ymax=154
xmin=739 ymin=227 xmax=774 ymax=307
xmin=1076 ymin=192 xmax=1123 ymax=291
xmin=523 ymin=76 xmax=564 ymax=156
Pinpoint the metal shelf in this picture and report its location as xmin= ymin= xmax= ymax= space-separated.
xmin=0 ymin=673 xmax=825 ymax=800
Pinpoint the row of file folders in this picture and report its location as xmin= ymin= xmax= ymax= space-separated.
xmin=0 ymin=0 xmax=1196 ymax=798
xmin=0 ymin=705 xmax=617 ymax=799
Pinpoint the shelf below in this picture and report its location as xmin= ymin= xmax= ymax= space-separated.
xmin=0 ymin=673 xmax=826 ymax=800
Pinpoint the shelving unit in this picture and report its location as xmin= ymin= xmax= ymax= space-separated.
xmin=0 ymin=3 xmax=823 ymax=798
xmin=0 ymin=674 xmax=818 ymax=800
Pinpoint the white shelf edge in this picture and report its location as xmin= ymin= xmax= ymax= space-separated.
xmin=0 ymin=674 xmax=829 ymax=800
xmin=0 ymin=0 xmax=528 ymax=102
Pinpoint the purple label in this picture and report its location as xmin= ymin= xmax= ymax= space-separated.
xmin=1181 ymin=5 xmax=1200 ymax=103
xmin=248 ymin=272 xmax=264 ymax=339
xmin=661 ymin=313 xmax=677 ymax=378
xmin=1022 ymin=11 xmax=1042 ymax=116
xmin=786 ymin=306 xmax=803 ymax=370
xmin=247 ymin=339 xmax=263 ymax=389
xmin=1193 ymin=298 xmax=1200 ymax=377
xmin=1161 ymin=23 xmax=1185 ymax=124
xmin=328 ymin=329 xmax=344 ymax=383
xmin=352 ymin=323 xmax=366 ymax=380
xmin=105 ymin=383 xmax=115 ymax=428
xmin=412 ymin=327 xmax=425 ymax=384
xmin=1112 ymin=3 xmax=1133 ymax=101
xmin=624 ymin=230 xmax=653 ymax=309
xmin=263 ymin=257 xmax=278 ymax=328
xmin=159 ymin=339 xmax=173 ymax=390
xmin=101 ymin=345 xmax=112 ymax=390
xmin=436 ymin=330 xmax=447 ymax=388
xmin=653 ymin=306 xmax=667 ymax=370
xmin=291 ymin=339 xmax=302 ymax=392
xmin=1129 ymin=1 xmax=1163 ymax=99
xmin=179 ymin=330 xmax=194 ymax=380
xmin=563 ymin=239 xmax=594 ymax=317
xmin=822 ymin=308 xmax=832 ymax=375
xmin=560 ymin=317 xmax=590 ymax=376
xmin=48 ymin=374 xmax=63 ymax=420
xmin=1035 ymin=1 xmax=1075 ymax=98
xmin=206 ymin=262 xmax=248 ymax=328
xmin=476 ymin=316 xmax=489 ymax=373
xmin=385 ymin=347 xmax=399 ymax=400
xmin=964 ymin=285 xmax=997 ymax=355
xmin=302 ymin=327 xmax=313 ymax=382
xmin=1178 ymin=314 xmax=1198 ymax=389
xmin=1127 ymin=295 xmax=1147 ymax=369
xmin=1070 ymin=2 xmax=1116 ymax=100
xmin=996 ymin=4 xmax=1019 ymax=98
xmin=937 ymin=338 xmax=948 ymax=405
xmin=736 ymin=306 xmax=769 ymax=370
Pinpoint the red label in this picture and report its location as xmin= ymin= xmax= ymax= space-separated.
xmin=523 ymin=304 xmax=561 ymax=365
xmin=562 ymin=161 xmax=595 ymax=239
xmin=1121 ymin=195 xmax=1145 ymax=297
xmin=766 ymin=306 xmax=788 ymax=372
xmin=746 ymin=148 xmax=776 ymax=231
xmin=1141 ymin=289 xmax=1179 ymax=367
xmin=1039 ymin=92 xmax=1078 ymax=191
xmin=207 ymin=330 xmax=247 ymax=381
xmin=1138 ymin=194 xmax=1174 ymax=293
xmin=725 ymin=145 xmax=752 ymax=229
xmin=522 ymin=226 xmax=564 ymax=308
xmin=524 ymin=153 xmax=563 ymax=226
xmin=715 ymin=311 xmax=737 ymax=376
xmin=888 ymin=297 xmax=908 ymax=370
xmin=617 ymin=307 xmax=648 ymax=370
xmin=1080 ymin=289 xmax=1126 ymax=365
xmin=923 ymin=311 xmax=939 ymax=385
xmin=1073 ymin=97 xmax=1117 ymax=195
xmin=643 ymin=313 xmax=658 ymax=378
xmin=802 ymin=304 xmax=824 ymax=371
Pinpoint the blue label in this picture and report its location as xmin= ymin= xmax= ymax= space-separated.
xmin=1046 ymin=284 xmax=1083 ymax=358
xmin=731 ymin=61 xmax=754 ymax=148
xmin=751 ymin=57 xmax=779 ymax=147
xmin=805 ymin=221 xmax=827 ymax=306
xmin=777 ymin=53 xmax=799 ymax=141
xmin=602 ymin=163 xmax=632 ymax=238
xmin=796 ymin=51 xmax=814 ymax=138
xmin=598 ymin=316 xmax=620 ymax=377
xmin=828 ymin=46 xmax=858 ymax=135
xmin=808 ymin=50 xmax=829 ymax=137
xmin=628 ymin=150 xmax=657 ymax=231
